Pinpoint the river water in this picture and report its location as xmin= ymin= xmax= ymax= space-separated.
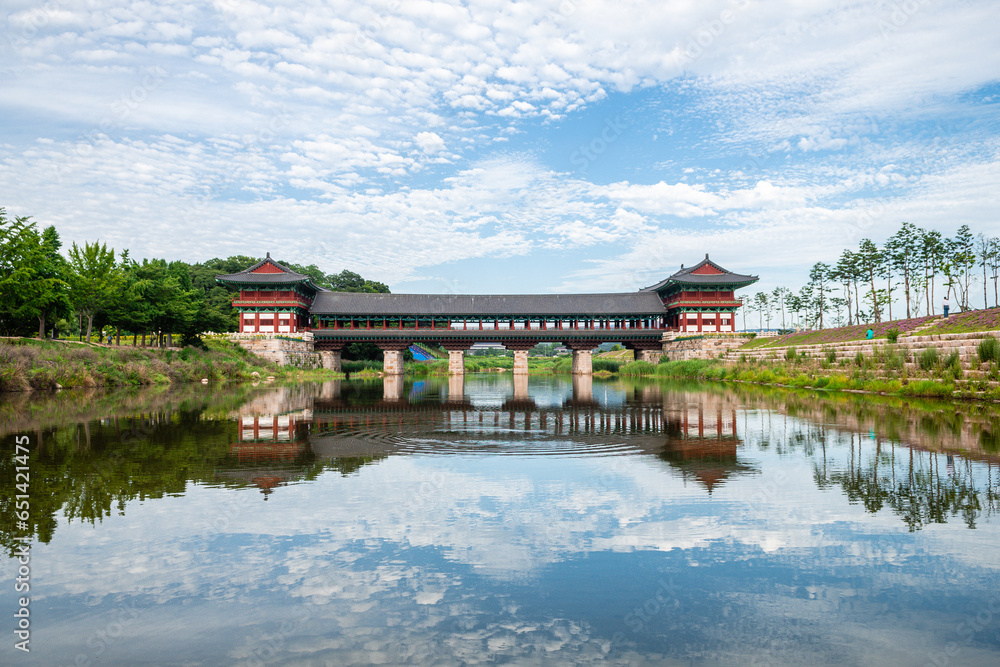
xmin=2 ymin=376 xmax=999 ymax=666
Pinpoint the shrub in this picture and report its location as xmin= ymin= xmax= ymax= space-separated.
xmin=619 ymin=360 xmax=655 ymax=377
xmin=658 ymin=354 xmax=670 ymax=364
xmin=593 ymin=358 xmax=621 ymax=373
xmin=855 ymin=351 xmax=864 ymax=367
xmin=825 ymin=348 xmax=837 ymax=363
xmin=886 ymin=328 xmax=900 ymax=343
xmin=977 ymin=336 xmax=1000 ymax=363
xmin=785 ymin=347 xmax=797 ymax=362
xmin=918 ymin=347 xmax=939 ymax=371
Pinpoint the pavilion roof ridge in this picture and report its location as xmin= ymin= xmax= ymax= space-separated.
xmin=640 ymin=254 xmax=758 ymax=293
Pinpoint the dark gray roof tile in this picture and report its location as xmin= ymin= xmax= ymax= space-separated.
xmin=310 ymin=292 xmax=666 ymax=316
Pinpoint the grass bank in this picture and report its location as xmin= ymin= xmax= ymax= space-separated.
xmin=0 ymin=337 xmax=344 ymax=391
xmin=644 ymin=358 xmax=966 ymax=399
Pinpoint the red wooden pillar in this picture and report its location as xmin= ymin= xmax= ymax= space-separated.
xmin=255 ymin=312 xmax=260 ymax=332
xmin=697 ymin=312 xmax=703 ymax=332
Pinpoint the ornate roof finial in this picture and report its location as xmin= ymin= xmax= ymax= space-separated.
xmin=266 ymin=251 xmax=271 ymax=258
xmin=705 ymin=253 xmax=709 ymax=259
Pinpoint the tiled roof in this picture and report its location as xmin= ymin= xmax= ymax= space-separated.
xmin=310 ymin=291 xmax=666 ymax=316
xmin=641 ymin=256 xmax=758 ymax=293
xmin=216 ymin=253 xmax=319 ymax=287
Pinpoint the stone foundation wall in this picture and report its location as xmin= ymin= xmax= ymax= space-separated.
xmin=232 ymin=336 xmax=324 ymax=369
xmin=663 ymin=335 xmax=752 ymax=361
xmin=723 ymin=330 xmax=998 ymax=369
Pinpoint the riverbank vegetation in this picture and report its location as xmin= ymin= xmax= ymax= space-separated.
xmin=0 ymin=337 xmax=342 ymax=391
xmin=746 ymin=222 xmax=1000 ymax=332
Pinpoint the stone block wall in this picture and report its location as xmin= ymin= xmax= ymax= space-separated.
xmin=663 ymin=335 xmax=752 ymax=361
xmin=233 ymin=336 xmax=324 ymax=369
xmin=722 ymin=330 xmax=998 ymax=369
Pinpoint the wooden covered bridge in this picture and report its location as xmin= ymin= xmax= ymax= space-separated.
xmin=216 ymin=254 xmax=757 ymax=375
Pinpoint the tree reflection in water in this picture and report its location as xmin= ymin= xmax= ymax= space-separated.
xmin=3 ymin=378 xmax=1000 ymax=558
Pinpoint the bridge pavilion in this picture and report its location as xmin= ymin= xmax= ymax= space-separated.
xmin=216 ymin=253 xmax=757 ymax=374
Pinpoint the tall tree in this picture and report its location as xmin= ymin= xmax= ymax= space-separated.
xmin=920 ymin=229 xmax=944 ymax=315
xmin=856 ymin=239 xmax=883 ymax=323
xmin=67 ymin=241 xmax=119 ymax=342
xmin=0 ymin=211 xmax=70 ymax=336
xmin=771 ymin=286 xmax=788 ymax=329
xmin=833 ymin=250 xmax=858 ymax=326
xmin=808 ymin=262 xmax=833 ymax=329
xmin=888 ymin=222 xmax=919 ymax=319
xmin=948 ymin=225 xmax=976 ymax=312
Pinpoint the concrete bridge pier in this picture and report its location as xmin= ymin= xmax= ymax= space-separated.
xmin=318 ymin=350 xmax=342 ymax=372
xmin=565 ymin=342 xmax=598 ymax=375
xmin=377 ymin=343 xmax=409 ymax=376
xmin=442 ymin=342 xmax=474 ymax=375
xmin=505 ymin=340 xmax=540 ymax=375
xmin=315 ymin=342 xmax=344 ymax=372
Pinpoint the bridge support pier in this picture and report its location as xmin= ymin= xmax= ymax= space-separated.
xmin=448 ymin=349 xmax=465 ymax=374
xmin=503 ymin=340 xmax=539 ymax=376
xmin=571 ymin=349 xmax=592 ymax=375
xmin=513 ymin=349 xmax=529 ymax=375
xmin=565 ymin=342 xmax=598 ymax=375
xmin=318 ymin=350 xmax=342 ymax=372
xmin=377 ymin=343 xmax=409 ymax=375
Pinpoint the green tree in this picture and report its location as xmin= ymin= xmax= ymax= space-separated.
xmin=808 ymin=262 xmax=832 ymax=329
xmin=0 ymin=211 xmax=72 ymax=337
xmin=920 ymin=229 xmax=944 ymax=315
xmin=948 ymin=225 xmax=976 ymax=312
xmin=888 ymin=222 xmax=920 ymax=319
xmin=327 ymin=269 xmax=390 ymax=293
xmin=67 ymin=241 xmax=119 ymax=342
xmin=857 ymin=239 xmax=883 ymax=323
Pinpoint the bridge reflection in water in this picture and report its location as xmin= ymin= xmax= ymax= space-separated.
xmin=222 ymin=376 xmax=755 ymax=497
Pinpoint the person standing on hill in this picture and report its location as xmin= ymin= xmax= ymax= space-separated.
xmin=943 ymin=295 xmax=950 ymax=318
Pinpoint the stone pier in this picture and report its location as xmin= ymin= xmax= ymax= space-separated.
xmin=571 ymin=349 xmax=592 ymax=374
xmin=513 ymin=350 xmax=529 ymax=375
xmin=565 ymin=342 xmax=598 ymax=375
xmin=378 ymin=343 xmax=408 ymax=375
xmin=442 ymin=343 xmax=473 ymax=375
xmin=448 ymin=350 xmax=465 ymax=374
xmin=572 ymin=374 xmax=593 ymax=402
xmin=318 ymin=349 xmax=342 ymax=371
xmin=505 ymin=341 xmax=539 ymax=376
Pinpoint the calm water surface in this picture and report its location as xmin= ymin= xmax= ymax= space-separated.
xmin=2 ymin=376 xmax=1000 ymax=666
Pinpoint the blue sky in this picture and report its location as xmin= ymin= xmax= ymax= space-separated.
xmin=1 ymin=0 xmax=998 ymax=302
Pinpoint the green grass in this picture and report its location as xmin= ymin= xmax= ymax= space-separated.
xmin=0 ymin=337 xmax=334 ymax=391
